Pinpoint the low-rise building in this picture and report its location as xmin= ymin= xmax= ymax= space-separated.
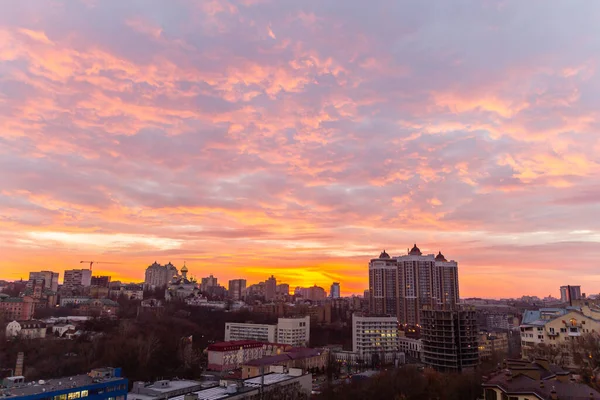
xmin=5 ymin=320 xmax=47 ymax=339
xmin=0 ymin=367 xmax=127 ymax=400
xmin=118 ymin=284 xmax=144 ymax=300
xmin=478 ymin=331 xmax=509 ymax=360
xmin=398 ymin=336 xmax=423 ymax=361
xmin=241 ymin=347 xmax=327 ymax=378
xmin=128 ymin=369 xmax=311 ymax=400
xmin=207 ymin=341 xmax=266 ymax=372
xmin=137 ymin=298 xmax=164 ymax=317
xmin=52 ymin=323 xmax=77 ymax=337
xmin=78 ymin=299 xmax=119 ymax=317
xmin=520 ymin=306 xmax=600 ymax=367
xmin=0 ymin=296 xmax=35 ymax=320
xmin=60 ymin=296 xmax=91 ymax=307
xmin=482 ymin=359 xmax=600 ymax=400
xmin=129 ymin=379 xmax=204 ymax=400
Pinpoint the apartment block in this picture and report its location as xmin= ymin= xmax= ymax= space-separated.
xmin=228 ymin=279 xmax=247 ymax=301
xmin=27 ymin=271 xmax=59 ymax=292
xmin=520 ymin=306 xmax=600 ymax=368
xmin=225 ymin=322 xmax=277 ymax=343
xmin=352 ymin=314 xmax=401 ymax=364
xmin=560 ymin=285 xmax=582 ymax=304
xmin=224 ymin=317 xmax=310 ymax=346
xmin=63 ymin=269 xmax=92 ymax=290
xmin=276 ymin=316 xmax=310 ymax=347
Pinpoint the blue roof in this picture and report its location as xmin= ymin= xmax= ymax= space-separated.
xmin=521 ymin=308 xmax=570 ymax=326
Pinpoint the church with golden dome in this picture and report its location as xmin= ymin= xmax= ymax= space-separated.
xmin=165 ymin=262 xmax=199 ymax=301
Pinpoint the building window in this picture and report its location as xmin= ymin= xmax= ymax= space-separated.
xmin=80 ymin=391 xmax=88 ymax=397
xmin=68 ymin=392 xmax=81 ymax=400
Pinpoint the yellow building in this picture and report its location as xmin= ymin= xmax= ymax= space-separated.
xmin=520 ymin=307 xmax=600 ymax=368
xmin=478 ymin=332 xmax=509 ymax=360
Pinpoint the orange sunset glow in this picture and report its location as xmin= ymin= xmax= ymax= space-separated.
xmin=2 ymin=1 xmax=600 ymax=298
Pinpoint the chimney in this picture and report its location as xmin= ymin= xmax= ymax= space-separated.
xmin=540 ymin=381 xmax=544 ymax=388
xmin=15 ymin=352 xmax=24 ymax=376
xmin=550 ymin=389 xmax=558 ymax=400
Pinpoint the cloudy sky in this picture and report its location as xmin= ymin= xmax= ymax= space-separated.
xmin=1 ymin=0 xmax=600 ymax=297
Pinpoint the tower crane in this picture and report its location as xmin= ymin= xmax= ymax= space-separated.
xmin=80 ymin=261 xmax=122 ymax=272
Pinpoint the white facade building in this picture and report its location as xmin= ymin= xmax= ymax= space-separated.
xmin=352 ymin=314 xmax=400 ymax=364
xmin=225 ymin=322 xmax=277 ymax=343
xmin=276 ymin=316 xmax=310 ymax=347
xmin=52 ymin=323 xmax=76 ymax=337
xmin=224 ymin=317 xmax=311 ymax=346
xmin=5 ymin=320 xmax=47 ymax=339
xmin=398 ymin=336 xmax=423 ymax=360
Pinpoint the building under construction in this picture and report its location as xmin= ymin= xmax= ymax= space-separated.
xmin=421 ymin=306 xmax=479 ymax=372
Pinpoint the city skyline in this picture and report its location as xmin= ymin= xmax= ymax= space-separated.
xmin=3 ymin=253 xmax=590 ymax=300
xmin=2 ymin=1 xmax=600 ymax=298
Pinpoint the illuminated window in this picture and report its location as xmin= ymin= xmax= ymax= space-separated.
xmin=68 ymin=392 xmax=80 ymax=400
xmin=80 ymin=391 xmax=88 ymax=397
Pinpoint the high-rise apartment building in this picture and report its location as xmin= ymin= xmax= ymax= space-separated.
xmin=421 ymin=306 xmax=479 ymax=372
xmin=560 ymin=285 xmax=582 ymax=304
xmin=276 ymin=283 xmax=290 ymax=296
xmin=228 ymin=279 xmax=247 ymax=301
xmin=368 ymin=251 xmax=398 ymax=317
xmin=369 ymin=245 xmax=459 ymax=326
xmin=352 ymin=314 xmax=400 ymax=364
xmin=330 ymin=282 xmax=341 ymax=299
xmin=265 ymin=275 xmax=277 ymax=301
xmin=27 ymin=271 xmax=59 ymax=292
xmin=144 ymin=262 xmax=178 ymax=289
xmin=63 ymin=269 xmax=92 ymax=290
xmin=201 ymin=275 xmax=218 ymax=292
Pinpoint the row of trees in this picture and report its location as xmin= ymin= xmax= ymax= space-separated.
xmin=525 ymin=332 xmax=600 ymax=382
xmin=317 ymin=366 xmax=481 ymax=400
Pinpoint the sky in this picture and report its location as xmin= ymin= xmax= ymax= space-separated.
xmin=1 ymin=1 xmax=600 ymax=298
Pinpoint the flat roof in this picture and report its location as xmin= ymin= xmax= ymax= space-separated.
xmin=1 ymin=373 xmax=125 ymax=397
xmin=150 ymin=373 xmax=305 ymax=400
xmin=146 ymin=380 xmax=202 ymax=392
xmin=244 ymin=373 xmax=299 ymax=387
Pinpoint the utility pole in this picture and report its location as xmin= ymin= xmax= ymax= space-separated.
xmin=259 ymin=365 xmax=264 ymax=400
